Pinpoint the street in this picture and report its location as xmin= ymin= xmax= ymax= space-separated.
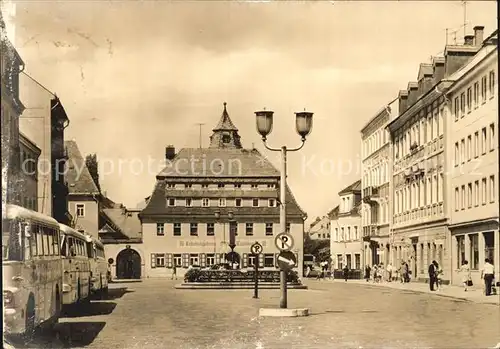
xmin=7 ymin=279 xmax=500 ymax=349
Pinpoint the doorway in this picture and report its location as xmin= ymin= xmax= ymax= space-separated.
xmin=116 ymin=248 xmax=142 ymax=279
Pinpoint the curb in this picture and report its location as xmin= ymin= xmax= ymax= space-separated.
xmin=259 ymin=308 xmax=309 ymax=317
xmin=346 ymin=281 xmax=499 ymax=305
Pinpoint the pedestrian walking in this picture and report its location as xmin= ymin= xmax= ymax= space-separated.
xmin=343 ymin=265 xmax=349 ymax=282
xmin=171 ymin=264 xmax=177 ymax=280
xmin=460 ymin=260 xmax=472 ymax=291
xmin=481 ymin=258 xmax=495 ymax=296
xmin=364 ymin=265 xmax=371 ymax=282
xmin=305 ymin=265 xmax=311 ymax=278
xmin=434 ymin=261 xmax=443 ymax=291
xmin=386 ymin=263 xmax=393 ymax=282
xmin=428 ymin=261 xmax=437 ymax=291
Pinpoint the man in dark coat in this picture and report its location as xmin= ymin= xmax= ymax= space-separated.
xmin=428 ymin=260 xmax=437 ymax=291
xmin=343 ymin=265 xmax=349 ymax=282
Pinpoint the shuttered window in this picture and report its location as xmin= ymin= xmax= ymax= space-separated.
xmin=182 ymin=253 xmax=189 ymax=267
xmin=200 ymin=253 xmax=206 ymax=267
xmin=166 ymin=254 xmax=173 ymax=268
xmin=151 ymin=254 xmax=156 ymax=268
xmin=258 ymin=253 xmax=264 ymax=268
xmin=215 ymin=253 xmax=221 ymax=264
xmin=242 ymin=253 xmax=248 ymax=268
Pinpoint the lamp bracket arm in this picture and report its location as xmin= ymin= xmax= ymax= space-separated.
xmin=262 ymin=139 xmax=281 ymax=152
xmin=288 ymin=140 xmax=306 ymax=152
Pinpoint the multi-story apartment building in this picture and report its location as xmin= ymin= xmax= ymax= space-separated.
xmin=1 ymin=12 xmax=24 ymax=205
xmin=330 ymin=180 xmax=362 ymax=272
xmin=137 ymin=103 xmax=307 ymax=278
xmin=386 ymin=26 xmax=486 ymax=283
xmin=307 ymin=216 xmax=331 ymax=240
xmin=447 ymin=30 xmax=499 ymax=286
xmin=360 ymin=99 xmax=398 ymax=267
xmin=19 ymin=132 xmax=41 ymax=210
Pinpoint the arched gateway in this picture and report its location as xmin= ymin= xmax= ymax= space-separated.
xmin=116 ymin=247 xmax=142 ymax=279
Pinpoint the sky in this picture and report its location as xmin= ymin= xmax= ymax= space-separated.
xmin=4 ymin=0 xmax=498 ymax=223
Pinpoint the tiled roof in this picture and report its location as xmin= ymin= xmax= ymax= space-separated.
xmin=157 ymin=148 xmax=280 ymax=178
xmin=327 ymin=205 xmax=339 ymax=219
xmin=338 ymin=180 xmax=361 ymax=195
xmin=65 ymin=140 xmax=99 ymax=195
xmin=213 ymin=102 xmax=238 ymax=131
xmin=140 ymin=180 xmax=305 ymax=219
xmin=101 ymin=208 xmax=142 ymax=239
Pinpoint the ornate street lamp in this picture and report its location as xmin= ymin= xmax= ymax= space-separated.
xmin=254 ymin=108 xmax=313 ymax=309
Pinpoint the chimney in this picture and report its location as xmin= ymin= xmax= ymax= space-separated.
xmin=398 ymin=90 xmax=408 ymax=114
xmin=464 ymin=35 xmax=475 ymax=46
xmin=473 ymin=26 xmax=484 ymax=46
xmin=165 ymin=145 xmax=176 ymax=161
xmin=432 ymin=56 xmax=445 ymax=85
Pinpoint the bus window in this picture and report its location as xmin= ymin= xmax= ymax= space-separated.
xmin=68 ymin=237 xmax=76 ymax=257
xmin=36 ymin=224 xmax=44 ymax=256
xmin=28 ymin=223 xmax=37 ymax=257
xmin=44 ymin=227 xmax=52 ymax=255
xmin=53 ymin=231 xmax=60 ymax=255
xmin=60 ymin=235 xmax=67 ymax=256
xmin=2 ymin=219 xmax=22 ymax=261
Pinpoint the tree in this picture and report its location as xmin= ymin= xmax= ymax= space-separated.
xmin=85 ymin=153 xmax=101 ymax=192
xmin=303 ymin=234 xmax=330 ymax=263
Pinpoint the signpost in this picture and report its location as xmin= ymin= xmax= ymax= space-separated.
xmin=276 ymin=251 xmax=297 ymax=271
xmin=274 ymin=233 xmax=294 ymax=252
xmin=250 ymin=242 xmax=263 ymax=299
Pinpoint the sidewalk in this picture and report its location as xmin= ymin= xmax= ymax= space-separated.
xmin=324 ymin=278 xmax=500 ymax=305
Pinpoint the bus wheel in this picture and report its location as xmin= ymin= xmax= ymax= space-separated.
xmin=23 ymin=296 xmax=36 ymax=340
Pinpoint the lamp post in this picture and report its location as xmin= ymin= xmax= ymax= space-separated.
xmin=214 ymin=210 xmax=236 ymax=268
xmin=254 ymin=108 xmax=313 ymax=309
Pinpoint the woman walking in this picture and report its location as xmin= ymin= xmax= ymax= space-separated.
xmin=460 ymin=260 xmax=472 ymax=291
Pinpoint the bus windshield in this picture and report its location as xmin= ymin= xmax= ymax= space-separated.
xmin=2 ymin=219 xmax=22 ymax=261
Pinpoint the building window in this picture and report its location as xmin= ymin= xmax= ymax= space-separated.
xmin=201 ymin=184 xmax=209 ymax=188
xmin=473 ymin=82 xmax=479 ymax=108
xmin=265 ymin=223 xmax=273 ymax=236
xmin=467 ymin=135 xmax=471 ymax=161
xmin=461 ymin=185 xmax=465 ymax=210
xmin=454 ymin=187 xmax=459 ymax=211
xmin=347 ymin=227 xmax=351 ymax=240
xmin=173 ymin=254 xmax=182 ymax=267
xmin=454 ymin=142 xmax=459 ymax=166
xmin=252 ymin=199 xmax=259 ymax=207
xmin=268 ymin=199 xmax=276 ymax=207
xmin=166 ymin=183 xmax=175 ymax=188
xmin=76 ymin=204 xmax=85 ymax=217
xmin=251 ymin=184 xmax=258 ymax=189
xmin=267 ymin=184 xmax=275 ymax=189
xmin=355 ymin=254 xmax=361 ymax=270
xmin=474 ymin=180 xmax=479 ymax=207
xmin=481 ymin=127 xmax=487 ymax=154
xmin=346 ymin=254 xmax=352 ymax=269
xmin=173 ymin=223 xmax=181 ymax=236
xmin=206 ymin=253 xmax=215 ymax=266
xmin=474 ymin=131 xmax=479 ymax=158
xmin=207 ymin=223 xmax=215 ymax=236
xmin=190 ymin=223 xmax=198 ymax=236
xmin=286 ymin=223 xmax=290 ymax=233
xmin=460 ymin=139 xmax=465 ymax=164
xmin=202 ymin=198 xmax=210 ymax=207
xmin=489 ymin=123 xmax=495 ymax=151
xmin=245 ymin=223 xmax=253 ymax=236
xmin=218 ymin=198 xmax=226 ymax=207
xmin=156 ymin=223 xmax=165 ymax=236
xmin=454 ymin=97 xmax=459 ymax=121
xmin=155 ymin=253 xmax=165 ymax=267
xmin=470 ymin=234 xmax=479 ymax=270
xmin=337 ymin=254 xmax=343 ymax=269
xmin=456 ymin=235 xmax=465 ymax=269
xmin=264 ymin=253 xmax=275 ymax=267
xmin=460 ymin=92 xmax=465 ymax=116
xmin=234 ymin=184 xmax=242 ymax=189
xmin=482 ymin=178 xmax=487 ymax=205
xmin=466 ymin=87 xmax=472 ymax=112
xmin=354 ymin=226 xmax=358 ymax=240
xmin=185 ymin=198 xmax=192 ymax=207
xmin=489 ymin=70 xmax=495 ymax=98
xmin=490 ymin=175 xmax=495 ymax=203
xmin=467 ymin=183 xmax=472 ymax=208
xmin=218 ymin=183 xmax=225 ymax=188
xmin=481 ymin=76 xmax=487 ymax=102
xmin=185 ymin=184 xmax=192 ymax=189
xmin=189 ymin=254 xmax=199 ymax=266
xmin=235 ymin=198 xmax=242 ymax=207
xmin=167 ymin=198 xmax=175 ymax=206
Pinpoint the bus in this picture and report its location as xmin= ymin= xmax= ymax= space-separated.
xmin=2 ymin=204 xmax=63 ymax=337
xmin=59 ymin=224 xmax=91 ymax=307
xmin=85 ymin=235 xmax=109 ymax=296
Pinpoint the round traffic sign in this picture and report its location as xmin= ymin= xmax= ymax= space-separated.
xmin=108 ymin=258 xmax=114 ymax=265
xmin=276 ymin=251 xmax=297 ymax=271
xmin=250 ymin=242 xmax=263 ymax=255
xmin=274 ymin=233 xmax=294 ymax=251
